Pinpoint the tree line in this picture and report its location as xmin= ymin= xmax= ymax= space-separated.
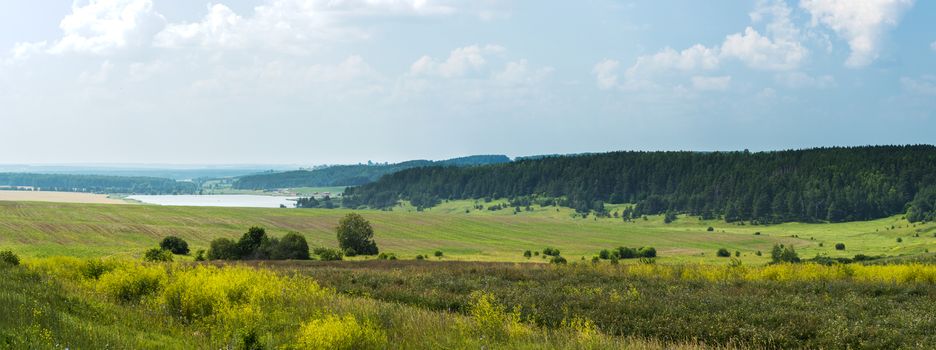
xmin=233 ymin=155 xmax=511 ymax=189
xmin=343 ymin=145 xmax=936 ymax=223
xmin=0 ymin=173 xmax=197 ymax=195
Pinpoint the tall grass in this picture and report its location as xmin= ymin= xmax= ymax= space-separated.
xmin=2 ymin=258 xmax=712 ymax=349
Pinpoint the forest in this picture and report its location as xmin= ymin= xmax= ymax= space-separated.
xmin=233 ymin=155 xmax=510 ymax=189
xmin=343 ymin=145 xmax=936 ymax=223
xmin=0 ymin=173 xmax=197 ymax=195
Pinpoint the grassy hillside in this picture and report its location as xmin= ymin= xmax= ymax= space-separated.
xmin=1 ymin=200 xmax=933 ymax=263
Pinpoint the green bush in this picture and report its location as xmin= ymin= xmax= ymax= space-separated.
xmin=272 ymin=233 xmax=310 ymax=260
xmin=598 ymin=249 xmax=611 ymax=260
xmin=543 ymin=248 xmax=561 ymax=256
xmin=707 ymin=226 xmax=714 ymax=232
xmin=208 ymin=238 xmax=240 ymax=260
xmin=0 ymin=250 xmax=19 ymax=266
xmin=835 ymin=243 xmax=846 ymax=250
xmin=159 ymin=236 xmax=190 ymax=255
xmin=616 ymin=246 xmax=637 ymax=259
xmin=716 ymin=248 xmax=731 ymax=258
xmin=434 ymin=250 xmax=444 ymax=258
xmin=97 ymin=264 xmax=166 ymax=303
xmin=638 ymin=247 xmax=657 ymax=258
xmin=550 ymin=256 xmax=567 ymax=264
xmin=143 ymin=248 xmax=173 ymax=262
xmin=523 ymin=250 xmax=532 ymax=258
xmin=416 ymin=255 xmax=425 ymax=260
xmin=194 ymin=249 xmax=206 ymax=262
xmin=313 ymin=247 xmax=343 ymax=261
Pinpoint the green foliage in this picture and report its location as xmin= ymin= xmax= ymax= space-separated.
xmin=663 ymin=211 xmax=677 ymax=224
xmin=716 ymin=248 xmax=731 ymax=258
xmin=208 ymin=238 xmax=240 ymax=260
xmin=897 ymin=237 xmax=903 ymax=243
xmin=707 ymin=226 xmax=715 ymax=232
xmin=271 ymin=233 xmax=310 ymax=260
xmin=0 ymin=250 xmax=19 ymax=266
xmin=313 ymin=247 xmax=344 ymax=261
xmin=416 ymin=255 xmax=425 ymax=261
xmin=159 ymin=236 xmax=190 ymax=255
xmin=770 ymin=244 xmax=800 ymax=263
xmin=143 ymin=248 xmax=173 ymax=262
xmin=523 ymin=250 xmax=532 ymax=258
xmin=434 ymin=250 xmax=444 ymax=258
xmin=345 ymin=145 xmax=936 ymax=223
xmin=907 ymin=186 xmax=936 ymax=223
xmin=194 ymin=249 xmax=206 ymax=261
xmin=97 ymin=264 xmax=166 ymax=303
xmin=336 ymin=213 xmax=379 ymax=256
xmin=835 ymin=243 xmax=846 ymax=250
xmin=598 ymin=249 xmax=611 ymax=260
xmin=542 ymin=247 xmax=561 ymax=256
xmin=638 ymin=247 xmax=657 ymax=258
xmin=238 ymin=227 xmax=269 ymax=259
xmin=550 ymin=256 xmax=567 ymax=264
xmin=0 ymin=173 xmax=196 ymax=194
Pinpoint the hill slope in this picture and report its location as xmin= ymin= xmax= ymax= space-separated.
xmin=233 ymin=155 xmax=510 ymax=189
xmin=343 ymin=145 xmax=936 ymax=224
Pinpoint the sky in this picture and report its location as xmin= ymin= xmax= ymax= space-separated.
xmin=0 ymin=0 xmax=934 ymax=165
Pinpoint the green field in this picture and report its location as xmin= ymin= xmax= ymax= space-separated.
xmin=2 ymin=199 xmax=933 ymax=263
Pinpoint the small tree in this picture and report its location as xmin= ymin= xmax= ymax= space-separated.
xmin=337 ymin=213 xmax=379 ymax=256
xmin=143 ymin=248 xmax=173 ymax=262
xmin=0 ymin=250 xmax=19 ymax=266
xmin=208 ymin=238 xmax=240 ymax=260
xmin=523 ymin=250 xmax=532 ymax=258
xmin=638 ymin=247 xmax=657 ymax=258
xmin=434 ymin=250 xmax=443 ymax=258
xmin=274 ymin=232 xmax=310 ymax=260
xmin=159 ymin=236 xmax=190 ymax=255
xmin=238 ymin=227 xmax=269 ymax=259
xmin=716 ymin=248 xmax=731 ymax=257
xmin=834 ymin=243 xmax=846 ymax=250
xmin=598 ymin=249 xmax=611 ymax=260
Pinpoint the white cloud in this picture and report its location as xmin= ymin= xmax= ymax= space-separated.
xmin=410 ymin=45 xmax=505 ymax=78
xmin=931 ymin=41 xmax=936 ymax=52
xmin=801 ymin=0 xmax=915 ymax=68
xmin=775 ymin=72 xmax=835 ymax=89
xmin=494 ymin=60 xmax=553 ymax=85
xmin=721 ymin=27 xmax=806 ymax=70
xmin=691 ymin=76 xmax=732 ymax=91
xmin=48 ymin=0 xmax=166 ymax=55
xmin=10 ymin=41 xmax=48 ymax=61
xmin=592 ymin=59 xmax=620 ymax=90
xmin=901 ymin=76 xmax=936 ymax=96
xmin=596 ymin=1 xmax=806 ymax=91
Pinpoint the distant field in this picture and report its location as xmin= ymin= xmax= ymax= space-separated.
xmin=1 ymin=199 xmax=933 ymax=263
xmin=0 ymin=191 xmax=128 ymax=205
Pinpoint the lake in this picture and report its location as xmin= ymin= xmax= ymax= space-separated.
xmin=127 ymin=195 xmax=298 ymax=208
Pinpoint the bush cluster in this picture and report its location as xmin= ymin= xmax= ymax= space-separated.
xmin=598 ymin=246 xmax=657 ymax=260
xmin=208 ymin=227 xmax=310 ymax=261
xmin=143 ymin=248 xmax=173 ymax=262
xmin=336 ymin=213 xmax=379 ymax=256
xmin=313 ymin=247 xmax=344 ymax=261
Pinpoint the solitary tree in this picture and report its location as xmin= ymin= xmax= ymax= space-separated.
xmin=159 ymin=236 xmax=190 ymax=255
xmin=336 ymin=213 xmax=379 ymax=255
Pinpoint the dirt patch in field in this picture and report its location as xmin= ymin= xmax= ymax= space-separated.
xmin=0 ymin=191 xmax=128 ymax=204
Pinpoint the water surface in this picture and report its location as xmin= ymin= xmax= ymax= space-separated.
xmin=127 ymin=194 xmax=297 ymax=208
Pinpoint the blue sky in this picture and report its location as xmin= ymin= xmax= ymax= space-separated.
xmin=0 ymin=0 xmax=933 ymax=165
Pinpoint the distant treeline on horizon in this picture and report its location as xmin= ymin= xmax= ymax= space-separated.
xmin=0 ymin=173 xmax=197 ymax=195
xmin=343 ymin=145 xmax=936 ymax=224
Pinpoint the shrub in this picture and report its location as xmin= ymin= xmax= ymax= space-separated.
xmin=550 ymin=256 xmax=567 ymax=264
xmin=716 ymin=248 xmax=731 ymax=257
xmin=143 ymin=248 xmax=173 ymax=262
xmin=735 ymin=251 xmax=740 ymax=257
xmin=238 ymin=227 xmax=270 ymax=259
xmin=434 ymin=250 xmax=444 ymax=258
xmin=208 ymin=238 xmax=240 ymax=260
xmin=835 ymin=243 xmax=846 ymax=250
xmin=97 ymin=264 xmax=166 ymax=303
xmin=897 ymin=237 xmax=903 ymax=243
xmin=598 ymin=249 xmax=611 ymax=260
xmin=0 ymin=250 xmax=19 ymax=266
xmin=313 ymin=247 xmax=344 ymax=261
xmin=616 ymin=246 xmax=637 ymax=259
xmin=707 ymin=226 xmax=714 ymax=232
xmin=591 ymin=256 xmax=600 ymax=264
xmin=272 ymin=233 xmax=310 ymax=260
xmin=294 ymin=314 xmax=387 ymax=350
xmin=523 ymin=250 xmax=532 ymax=258
xmin=543 ymin=248 xmax=561 ymax=256
xmin=194 ymin=249 xmax=206 ymax=262
xmin=337 ymin=213 xmax=379 ymax=256
xmin=754 ymin=232 xmax=761 ymax=235
xmin=343 ymin=247 xmax=358 ymax=257
xmin=159 ymin=236 xmax=190 ymax=255
xmin=756 ymin=250 xmax=762 ymax=256
xmin=462 ymin=292 xmax=531 ymax=342
xmin=416 ymin=255 xmax=425 ymax=260
xmin=377 ymin=252 xmax=388 ymax=260
xmin=637 ymin=247 xmax=657 ymax=258
xmin=770 ymin=244 xmax=800 ymax=263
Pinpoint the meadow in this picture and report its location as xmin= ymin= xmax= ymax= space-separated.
xmin=0 ymin=199 xmax=933 ymax=263
xmin=2 ymin=199 xmax=936 ymax=349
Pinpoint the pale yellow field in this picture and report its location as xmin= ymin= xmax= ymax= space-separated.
xmin=0 ymin=191 xmax=128 ymax=204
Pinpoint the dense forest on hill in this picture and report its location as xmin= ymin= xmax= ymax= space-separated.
xmin=0 ymin=173 xmax=197 ymax=194
xmin=233 ymin=155 xmax=511 ymax=189
xmin=343 ymin=146 xmax=936 ymax=223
